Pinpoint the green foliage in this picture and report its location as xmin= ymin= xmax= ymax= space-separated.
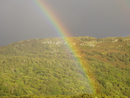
xmin=0 ymin=36 xmax=130 ymax=97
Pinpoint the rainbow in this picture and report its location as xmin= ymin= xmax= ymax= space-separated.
xmin=33 ymin=0 xmax=95 ymax=93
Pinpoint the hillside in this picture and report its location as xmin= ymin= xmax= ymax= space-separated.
xmin=0 ymin=36 xmax=130 ymax=97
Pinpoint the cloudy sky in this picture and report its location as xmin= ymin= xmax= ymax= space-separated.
xmin=0 ymin=0 xmax=130 ymax=46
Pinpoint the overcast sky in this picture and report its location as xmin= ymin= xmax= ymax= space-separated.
xmin=0 ymin=0 xmax=130 ymax=46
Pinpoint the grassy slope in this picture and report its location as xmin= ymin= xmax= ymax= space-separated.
xmin=0 ymin=36 xmax=130 ymax=97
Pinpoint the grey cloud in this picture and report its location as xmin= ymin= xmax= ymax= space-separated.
xmin=0 ymin=0 xmax=130 ymax=46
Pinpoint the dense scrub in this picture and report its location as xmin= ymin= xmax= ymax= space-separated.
xmin=0 ymin=36 xmax=130 ymax=97
xmin=0 ymin=93 xmax=128 ymax=98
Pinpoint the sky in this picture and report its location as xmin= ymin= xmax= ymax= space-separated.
xmin=0 ymin=0 xmax=130 ymax=46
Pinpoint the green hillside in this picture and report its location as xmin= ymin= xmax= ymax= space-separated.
xmin=0 ymin=36 xmax=130 ymax=98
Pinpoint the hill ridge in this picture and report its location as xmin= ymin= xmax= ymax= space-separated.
xmin=0 ymin=36 xmax=130 ymax=97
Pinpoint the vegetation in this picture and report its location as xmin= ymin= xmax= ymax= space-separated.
xmin=0 ymin=36 xmax=130 ymax=97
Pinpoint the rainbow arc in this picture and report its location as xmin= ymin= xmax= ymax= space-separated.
xmin=33 ymin=0 xmax=95 ymax=93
